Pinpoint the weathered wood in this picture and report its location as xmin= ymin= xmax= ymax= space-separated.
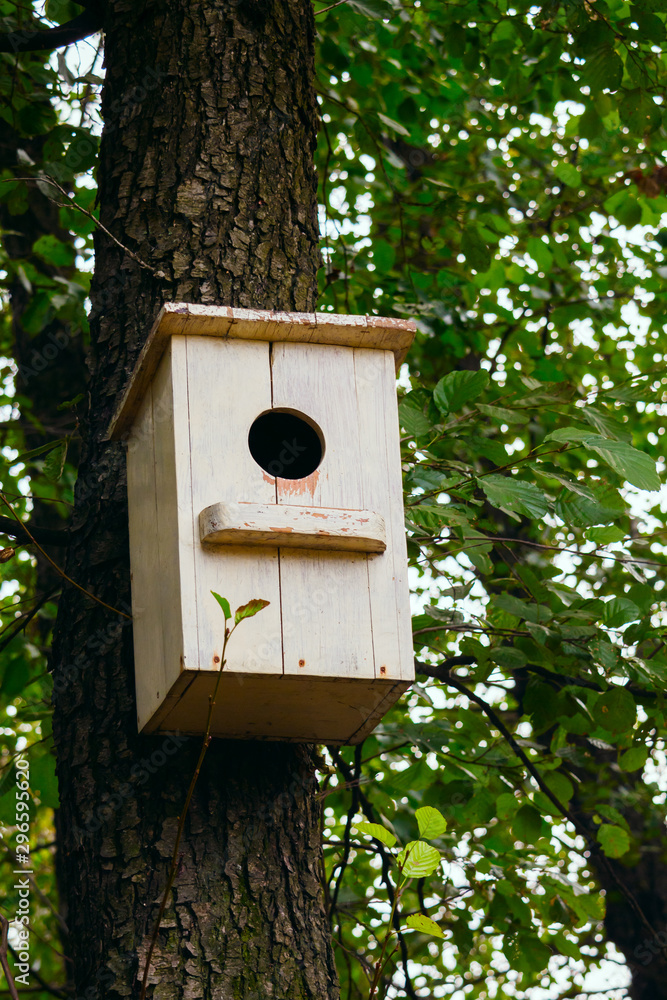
xmin=126 ymin=325 xmax=414 ymax=741
xmin=126 ymin=383 xmax=166 ymax=731
xmin=154 ymin=673 xmax=410 ymax=744
xmin=183 ymin=336 xmax=283 ymax=676
xmin=354 ymin=349 xmax=414 ymax=682
xmin=272 ymin=342 xmax=375 ymax=681
xmin=200 ymin=501 xmax=386 ymax=552
xmin=107 ymin=304 xmax=416 ymax=440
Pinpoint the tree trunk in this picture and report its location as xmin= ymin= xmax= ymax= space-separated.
xmin=50 ymin=1 xmax=338 ymax=997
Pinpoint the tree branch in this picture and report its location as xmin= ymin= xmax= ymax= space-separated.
xmin=0 ymin=516 xmax=70 ymax=547
xmin=0 ymin=1 xmax=104 ymax=53
xmin=0 ymin=917 xmax=19 ymax=1000
xmin=416 ymin=658 xmax=658 ymax=942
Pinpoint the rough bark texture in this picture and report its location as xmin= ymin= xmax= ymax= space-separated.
xmin=50 ymin=1 xmax=339 ymax=997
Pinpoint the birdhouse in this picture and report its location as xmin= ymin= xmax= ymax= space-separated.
xmin=108 ymin=303 xmax=416 ymax=744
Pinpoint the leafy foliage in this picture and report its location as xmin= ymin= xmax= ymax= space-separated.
xmin=1 ymin=0 xmax=667 ymax=997
xmin=316 ymin=0 xmax=667 ymax=996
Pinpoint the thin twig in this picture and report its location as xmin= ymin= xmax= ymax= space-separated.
xmin=0 ymin=589 xmax=58 ymax=656
xmin=417 ymin=660 xmax=658 ymax=942
xmin=0 ymin=494 xmax=131 ymax=619
xmin=0 ymin=916 xmax=19 ymax=1000
xmin=1 ymin=176 xmax=158 ymax=274
xmin=138 ymin=603 xmax=268 ymax=999
xmin=314 ymin=0 xmax=350 ymax=14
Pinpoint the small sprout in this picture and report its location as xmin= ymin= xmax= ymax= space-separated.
xmin=211 ymin=591 xmax=231 ymax=621
xmin=234 ymin=598 xmax=270 ymax=625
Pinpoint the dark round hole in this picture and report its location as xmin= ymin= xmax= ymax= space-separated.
xmin=248 ymin=410 xmax=324 ymax=480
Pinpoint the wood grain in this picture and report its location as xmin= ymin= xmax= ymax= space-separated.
xmin=126 ymin=326 xmax=414 ymax=739
xmin=184 ymin=336 xmax=283 ymax=676
xmin=200 ymin=501 xmax=386 ymax=552
xmin=126 ymin=383 xmax=166 ymax=732
xmin=154 ymin=670 xmax=410 ymax=744
xmin=354 ymin=348 xmax=415 ymax=682
xmin=107 ymin=304 xmax=416 ymax=439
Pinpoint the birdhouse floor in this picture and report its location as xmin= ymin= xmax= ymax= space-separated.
xmin=141 ymin=670 xmax=410 ymax=745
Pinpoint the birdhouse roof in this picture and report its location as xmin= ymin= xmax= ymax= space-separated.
xmin=106 ymin=303 xmax=416 ymax=440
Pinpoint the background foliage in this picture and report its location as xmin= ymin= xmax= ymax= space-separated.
xmin=1 ymin=0 xmax=667 ymax=997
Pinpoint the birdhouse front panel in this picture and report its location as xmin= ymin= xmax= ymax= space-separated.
xmin=111 ymin=304 xmax=416 ymax=744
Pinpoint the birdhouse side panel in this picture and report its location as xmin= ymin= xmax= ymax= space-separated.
xmin=378 ymin=352 xmax=414 ymax=682
xmin=271 ymin=342 xmax=375 ymax=679
xmin=127 ymin=385 xmax=168 ymax=731
xmin=151 ymin=341 xmax=200 ymax=676
xmin=184 ymin=336 xmax=283 ymax=675
xmin=354 ymin=348 xmax=414 ymax=683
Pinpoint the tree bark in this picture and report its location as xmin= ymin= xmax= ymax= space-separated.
xmin=50 ymin=1 xmax=338 ymax=997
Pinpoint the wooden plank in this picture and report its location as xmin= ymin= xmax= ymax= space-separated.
xmin=126 ymin=384 xmax=166 ymax=732
xmin=107 ymin=303 xmax=416 ymax=440
xmin=271 ymin=342 xmax=375 ymax=679
xmin=199 ymin=501 xmax=386 ymax=552
xmin=355 ymin=348 xmax=414 ymax=683
xmin=184 ymin=336 xmax=283 ymax=676
xmin=161 ymin=338 xmax=200 ymax=674
xmin=156 ymin=671 xmax=410 ymax=744
xmin=150 ymin=343 xmax=190 ymax=705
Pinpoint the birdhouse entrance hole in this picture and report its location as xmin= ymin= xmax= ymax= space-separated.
xmin=248 ymin=409 xmax=324 ymax=480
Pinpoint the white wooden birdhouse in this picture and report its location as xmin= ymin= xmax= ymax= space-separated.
xmin=108 ymin=303 xmax=415 ymax=744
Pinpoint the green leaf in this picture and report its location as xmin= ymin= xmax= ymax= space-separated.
xmin=492 ymin=593 xmax=549 ymax=623
xmin=496 ymin=792 xmax=520 ymax=820
xmin=512 ymin=805 xmax=543 ymax=844
xmin=32 ymin=234 xmax=76 ymax=267
xmin=424 ymin=605 xmax=465 ymax=626
xmin=377 ymin=111 xmax=411 ymax=137
xmin=602 ymin=597 xmax=640 ymax=628
xmin=434 ymin=370 xmax=489 ymax=414
xmin=581 ymin=407 xmax=631 ymax=442
xmin=479 ymin=475 xmax=549 ymax=519
xmin=477 ymin=403 xmax=528 ymax=424
xmin=29 ymin=750 xmax=59 ymax=809
xmin=597 ymin=823 xmax=631 ymax=858
xmin=43 ymin=438 xmax=68 ymax=481
xmin=19 ymin=439 xmax=66 ymax=462
xmin=618 ymin=746 xmax=648 ymax=772
xmin=416 ymin=806 xmax=447 ymax=839
xmin=404 ymin=913 xmax=445 ymax=938
xmin=211 ymin=592 xmax=231 ymax=621
xmin=488 ymin=646 xmax=527 ymax=669
xmin=0 ymin=654 xmax=28 ymax=701
xmin=399 ymin=399 xmax=432 ymax=436
xmin=234 ymin=598 xmax=270 ymax=625
xmin=583 ymin=437 xmax=660 ymax=491
xmin=542 ymin=769 xmax=574 ymax=805
xmin=586 ymin=526 xmax=626 ymax=545
xmin=543 ymin=426 xmax=594 ymax=444
xmin=526 ymin=236 xmax=553 ymax=272
xmin=554 ymin=488 xmax=624 ymax=528
xmin=592 ymin=688 xmax=636 ymax=733
xmin=554 ymin=162 xmax=581 ymax=187
xmin=461 ymin=226 xmax=492 ymax=272
xmin=584 ymin=48 xmax=623 ymax=91
xmin=398 ymin=840 xmax=442 ymax=878
xmin=372 ymin=239 xmax=396 ymax=272
xmin=356 ymin=822 xmax=397 ymax=848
